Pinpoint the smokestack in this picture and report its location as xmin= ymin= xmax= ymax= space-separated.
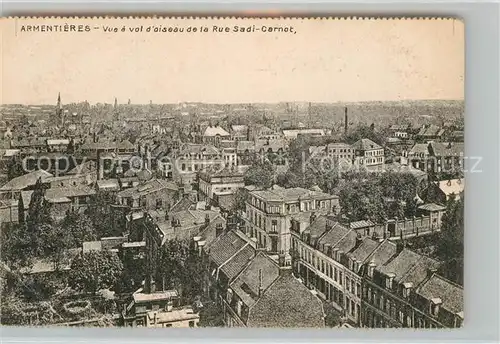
xmin=258 ymin=269 xmax=263 ymax=297
xmin=344 ymin=107 xmax=348 ymax=134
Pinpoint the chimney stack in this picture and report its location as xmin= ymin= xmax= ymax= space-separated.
xmin=258 ymin=269 xmax=264 ymax=297
xmin=344 ymin=107 xmax=348 ymax=134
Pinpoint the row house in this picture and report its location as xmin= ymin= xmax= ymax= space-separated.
xmin=242 ymin=185 xmax=340 ymax=257
xmin=360 ymin=241 xmax=460 ymax=328
xmin=290 ymin=215 xmax=463 ymax=329
xmin=200 ymin=230 xmax=325 ymax=328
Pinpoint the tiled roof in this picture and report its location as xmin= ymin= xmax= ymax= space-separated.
xmin=203 ymin=126 xmax=230 ymax=137
xmin=220 ymin=245 xmax=255 ymax=280
xmin=437 ymin=179 xmax=465 ymax=197
xmin=378 ymin=248 xmax=423 ymax=281
xmin=306 ymin=216 xmax=330 ymax=239
xmin=348 ymin=237 xmax=380 ymax=263
xmin=133 ymin=290 xmax=178 ymax=303
xmin=400 ymin=255 xmax=441 ymax=286
xmin=429 ymin=142 xmax=464 ymax=157
xmin=44 ymin=185 xmax=95 ymax=200
xmin=418 ymin=203 xmax=446 ymax=212
xmin=317 ymin=223 xmax=351 ymax=248
xmin=367 ymin=240 xmax=397 ymax=266
xmin=408 ymin=143 xmax=429 ymax=155
xmin=350 ymin=220 xmax=375 ymax=229
xmin=252 ymin=186 xmax=335 ymax=202
xmin=417 ymin=274 xmax=463 ymax=314
xmin=170 ymin=196 xmax=196 ymax=213
xmin=117 ymin=179 xmax=178 ymax=198
xmin=352 ymin=138 xmax=382 ymax=151
xmin=207 ymin=231 xmax=247 ymax=267
xmin=0 ymin=170 xmax=53 ymax=191
xmin=247 ymin=274 xmax=325 ymax=328
xmin=230 ymin=252 xmax=280 ymax=308
xmin=333 ymin=229 xmax=358 ymax=253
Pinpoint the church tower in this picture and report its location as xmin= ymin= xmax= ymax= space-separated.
xmin=55 ymin=92 xmax=64 ymax=126
xmin=113 ymin=97 xmax=119 ymax=121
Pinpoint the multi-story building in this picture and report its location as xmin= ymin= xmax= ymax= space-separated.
xmin=352 ymin=138 xmax=385 ymax=168
xmin=200 ymin=230 xmax=325 ymax=328
xmin=198 ymin=168 xmax=245 ymax=208
xmin=169 ymin=144 xmax=225 ymax=185
xmin=202 ymin=125 xmax=231 ymax=147
xmin=290 ymin=210 xmax=463 ymax=329
xmin=242 ymin=185 xmax=340 ymax=258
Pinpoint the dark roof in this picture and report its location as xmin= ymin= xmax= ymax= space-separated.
xmin=352 ymin=138 xmax=382 ymax=151
xmin=348 ymin=237 xmax=380 ymax=263
xmin=418 ymin=203 xmax=446 ymax=212
xmin=317 ymin=223 xmax=351 ymax=248
xmin=306 ymin=216 xmax=330 ymax=239
xmin=429 ymin=142 xmax=464 ymax=157
xmin=400 ymin=255 xmax=441 ymax=286
xmin=207 ymin=231 xmax=247 ymax=267
xmin=367 ymin=240 xmax=397 ymax=266
xmin=417 ymin=274 xmax=463 ymax=314
xmin=220 ymin=245 xmax=255 ymax=280
xmin=0 ymin=170 xmax=53 ymax=191
xmin=230 ymin=252 xmax=280 ymax=308
xmin=378 ymin=248 xmax=424 ymax=282
xmin=247 ymin=274 xmax=325 ymax=328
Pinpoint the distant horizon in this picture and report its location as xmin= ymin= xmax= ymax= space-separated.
xmin=0 ymin=98 xmax=465 ymax=107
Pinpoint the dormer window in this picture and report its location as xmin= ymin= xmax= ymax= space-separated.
xmin=430 ymin=298 xmax=442 ymax=316
xmin=368 ymin=262 xmax=376 ymax=278
xmin=402 ymin=282 xmax=413 ymax=298
xmin=385 ymin=273 xmax=395 ymax=289
xmin=226 ymin=288 xmax=233 ymax=303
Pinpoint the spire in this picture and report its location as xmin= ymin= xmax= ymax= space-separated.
xmin=344 ymin=107 xmax=348 ymax=134
xmin=114 ymin=97 xmax=118 ymax=109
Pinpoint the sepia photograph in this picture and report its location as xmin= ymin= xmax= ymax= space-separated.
xmin=0 ymin=17 xmax=464 ymax=329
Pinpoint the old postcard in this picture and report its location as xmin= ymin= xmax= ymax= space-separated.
xmin=0 ymin=17 xmax=464 ymax=329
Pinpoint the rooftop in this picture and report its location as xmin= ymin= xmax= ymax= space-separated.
xmin=417 ymin=274 xmax=463 ymax=314
xmin=133 ymin=290 xmax=179 ymax=304
xmin=251 ymin=185 xmax=336 ymax=203
xmin=352 ymin=138 xmax=382 ymax=151
xmin=247 ymin=274 xmax=325 ymax=328
xmin=0 ymin=170 xmax=53 ymax=191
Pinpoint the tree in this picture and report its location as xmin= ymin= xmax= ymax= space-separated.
xmin=18 ymin=195 xmax=25 ymax=225
xmin=60 ymin=212 xmax=97 ymax=247
xmin=66 ymin=138 xmax=75 ymax=154
xmin=436 ymin=195 xmax=464 ymax=261
xmin=85 ymin=193 xmax=122 ymax=238
xmin=243 ymin=158 xmax=276 ymax=189
xmin=69 ymin=251 xmax=123 ymax=294
xmin=156 ymin=240 xmax=204 ymax=303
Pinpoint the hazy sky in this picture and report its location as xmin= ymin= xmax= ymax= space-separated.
xmin=1 ymin=17 xmax=464 ymax=105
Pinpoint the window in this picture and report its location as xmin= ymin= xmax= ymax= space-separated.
xmin=271 ymin=220 xmax=277 ymax=232
xmin=156 ymin=199 xmax=162 ymax=209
